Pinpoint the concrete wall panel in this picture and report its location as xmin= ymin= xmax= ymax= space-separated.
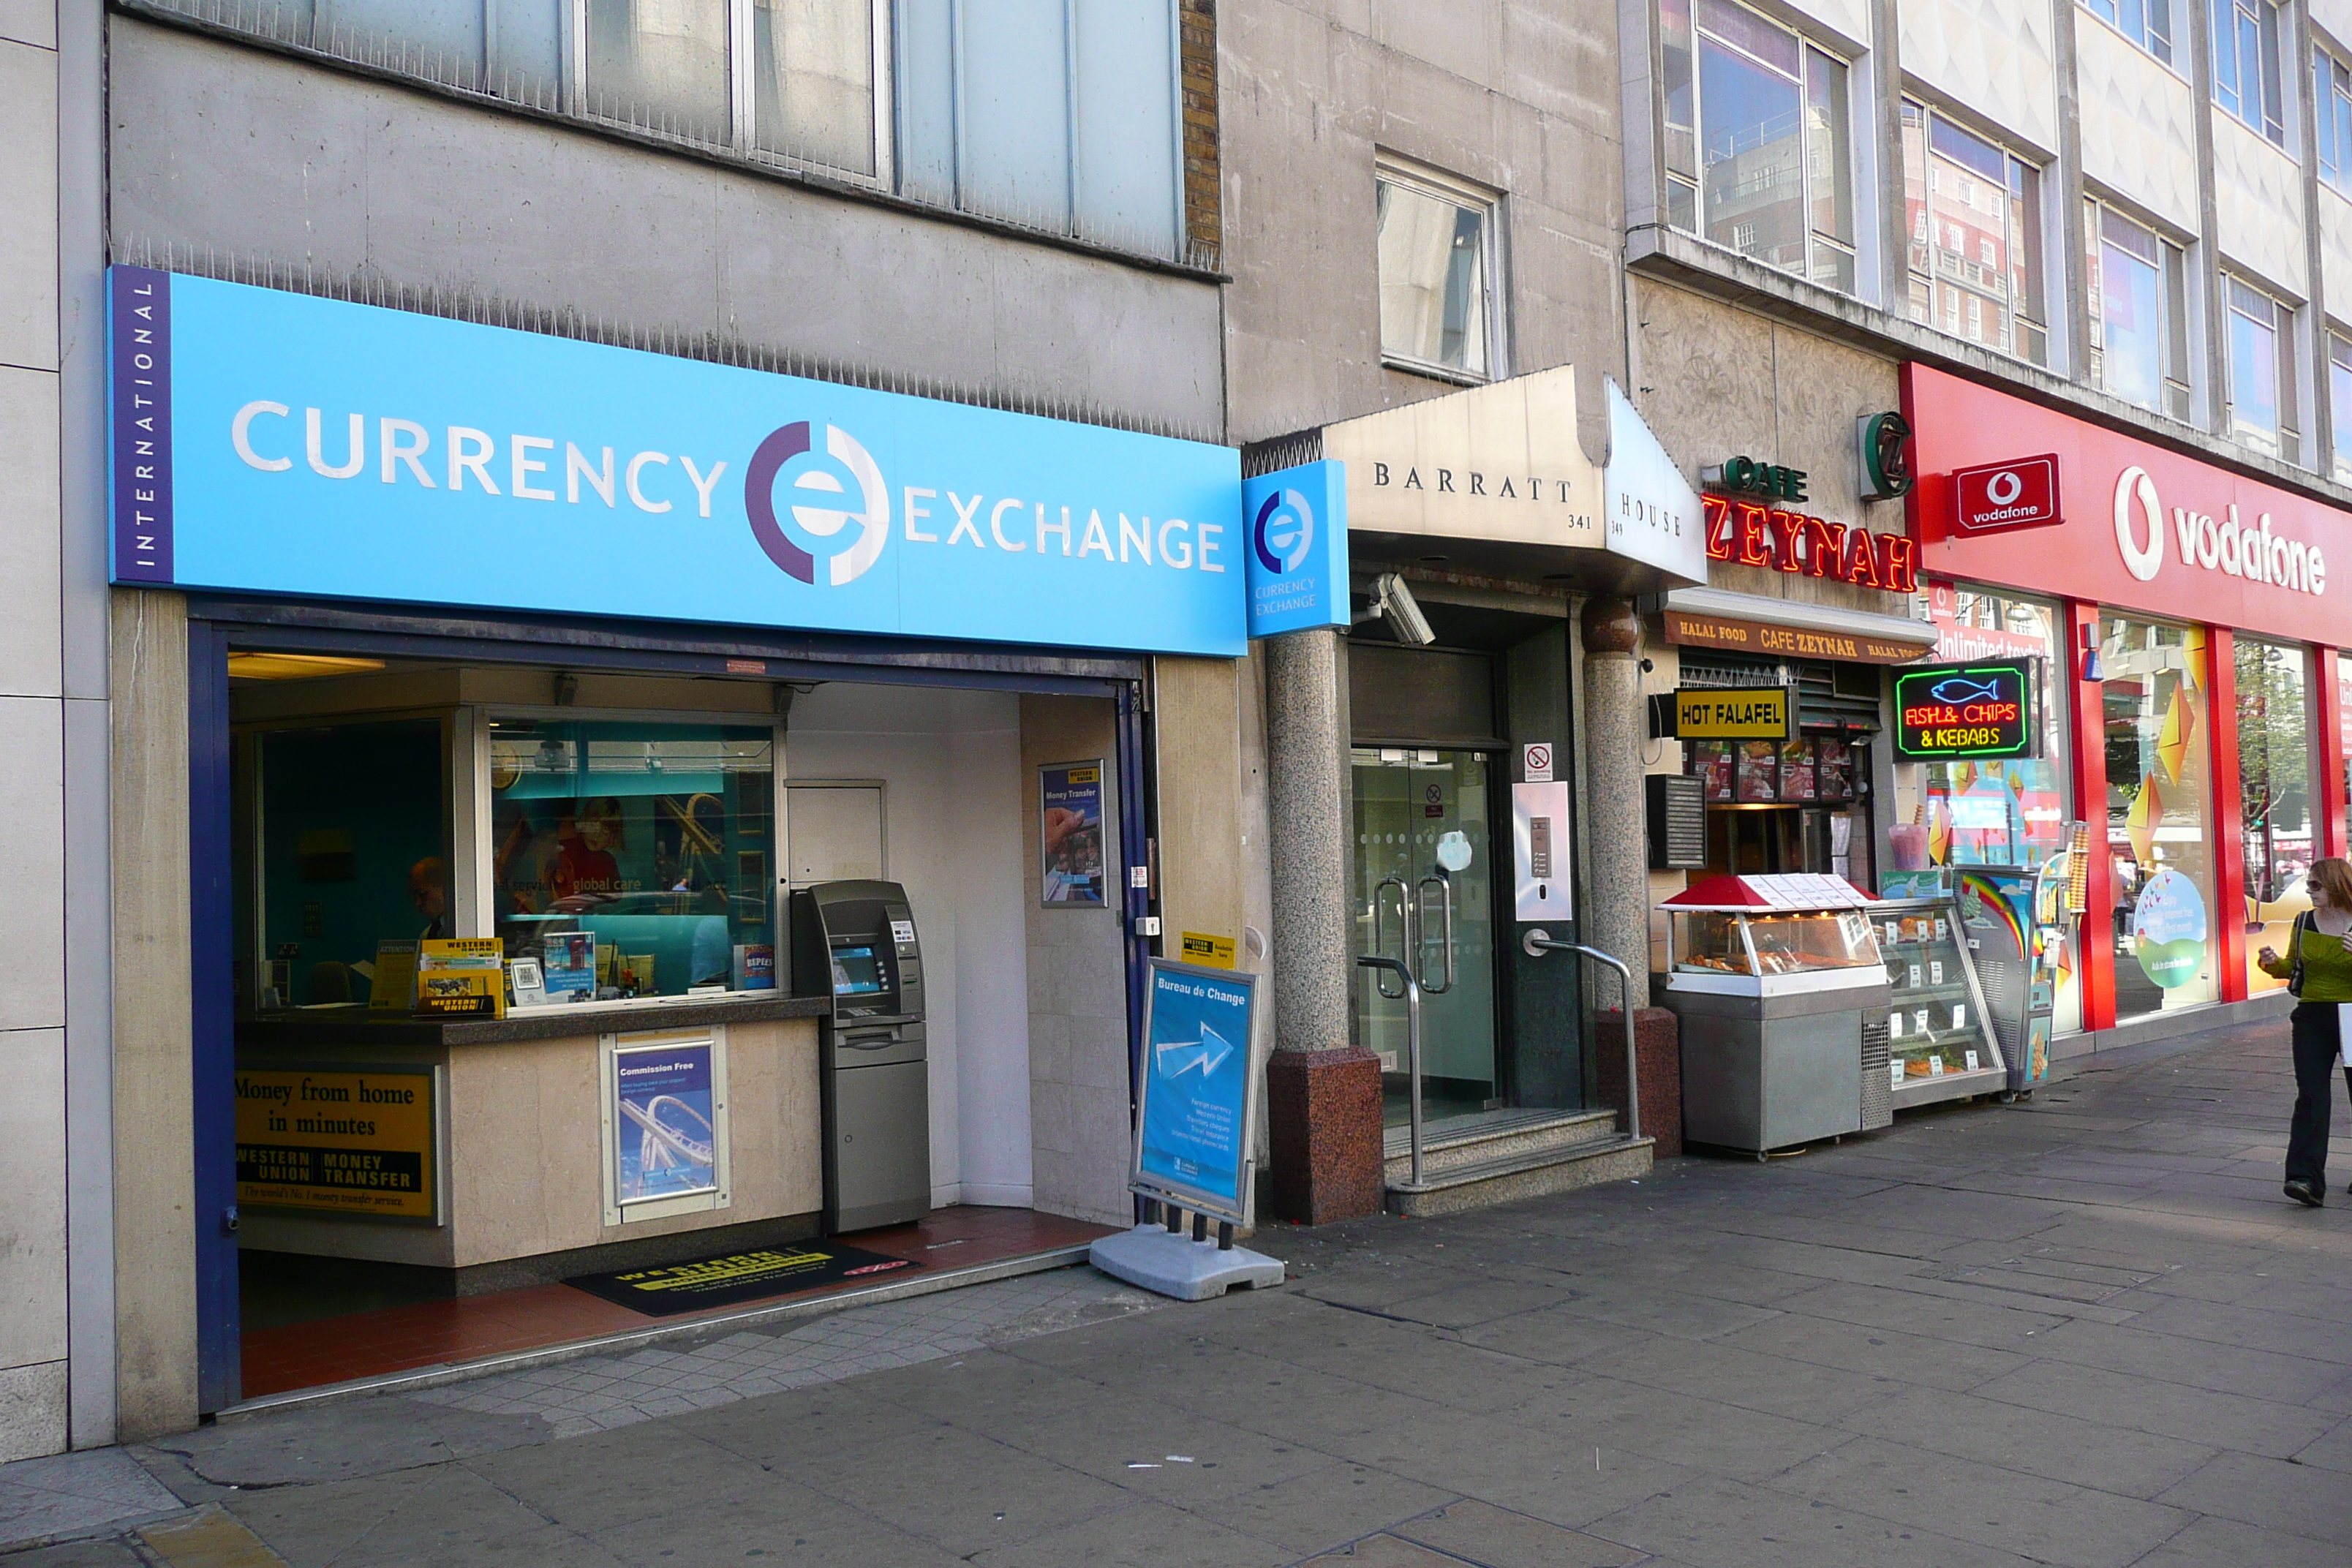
xmin=2322 ymin=187 xmax=2352 ymax=322
xmin=2212 ymin=112 xmax=2308 ymax=299
xmin=108 ymin=18 xmax=1224 ymax=436
xmin=2075 ymin=18 xmax=2199 ymax=232
xmin=0 ymin=38 xmax=58 ymax=373
xmin=0 ymin=1029 xmax=67 ymax=1376
xmin=1898 ymin=0 xmax=2059 ymax=153
xmin=0 ymin=366 xmax=62 ymax=701
xmin=0 ymin=697 xmax=64 ymax=1032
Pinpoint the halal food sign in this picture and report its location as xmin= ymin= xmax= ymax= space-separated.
xmin=1893 ymin=662 xmax=2039 ymax=761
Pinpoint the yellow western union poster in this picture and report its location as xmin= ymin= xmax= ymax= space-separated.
xmin=1676 ymin=687 xmax=1793 ymax=739
xmin=235 ymin=1068 xmax=437 ymax=1220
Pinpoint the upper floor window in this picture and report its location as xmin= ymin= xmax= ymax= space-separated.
xmin=1660 ymin=0 xmax=1857 ymax=293
xmin=2318 ymin=50 xmax=2352 ymax=193
xmin=2085 ymin=200 xmax=2192 ymax=420
xmin=157 ymin=0 xmax=1190 ymax=263
xmin=2078 ymin=0 xmax=2174 ymax=68
xmin=2225 ymin=276 xmax=2300 ymax=463
xmin=1375 ymin=163 xmax=1501 ymax=381
xmin=2214 ymin=0 xmax=2288 ymax=144
xmin=1901 ymin=103 xmax=2048 ymax=366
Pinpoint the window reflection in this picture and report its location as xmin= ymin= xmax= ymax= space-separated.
xmin=1376 ymin=177 xmax=1492 ymax=377
xmin=2101 ymin=617 xmax=2217 ymax=1019
xmin=2237 ymin=638 xmax=2313 ymax=996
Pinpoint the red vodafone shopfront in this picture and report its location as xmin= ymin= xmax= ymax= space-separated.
xmin=1903 ymin=362 xmax=2351 ymax=1041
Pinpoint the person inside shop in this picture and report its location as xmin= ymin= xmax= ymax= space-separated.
xmin=2257 ymin=856 xmax=2352 ymax=1207
xmin=410 ymin=856 xmax=450 ymax=941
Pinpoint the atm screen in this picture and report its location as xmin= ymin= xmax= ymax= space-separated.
xmin=829 ymin=943 xmax=889 ymax=996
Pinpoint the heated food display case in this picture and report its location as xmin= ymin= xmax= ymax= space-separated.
xmin=1660 ymin=875 xmax=1893 ymax=1156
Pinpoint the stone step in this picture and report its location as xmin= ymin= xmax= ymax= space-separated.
xmin=1383 ymin=1107 xmax=1621 ymax=1183
xmin=1385 ymin=1135 xmax=1655 ymax=1219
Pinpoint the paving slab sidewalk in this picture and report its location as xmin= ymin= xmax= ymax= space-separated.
xmin=7 ymin=1015 xmax=2348 ymax=1567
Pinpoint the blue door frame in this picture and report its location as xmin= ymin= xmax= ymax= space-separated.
xmin=181 ymin=603 xmax=1157 ymax=1410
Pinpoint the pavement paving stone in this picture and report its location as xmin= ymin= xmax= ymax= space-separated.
xmin=2122 ymin=1512 xmax=2352 ymax=1568
xmin=2020 ymin=1316 xmax=2342 ymax=1404
xmin=456 ymin=1423 xmax=772 ymax=1534
xmin=587 ymin=1477 xmax=970 ymax=1568
xmin=1586 ymin=1471 xmax=2046 ymax=1568
xmin=2152 ymin=1448 xmax=2352 ymax=1548
xmin=1294 ymin=1534 xmax=1460 ymax=1567
xmin=0 ymin=1542 xmax=148 ymax=1567
xmin=1386 ymin=1499 xmax=1645 ymax=1567
xmin=1168 ymin=1463 xmax=1458 ymax=1557
xmin=1699 ymin=1302 xmax=2031 ymax=1391
xmin=1833 ymin=1383 xmax=2217 ymax=1498
xmin=1598 ymin=1333 xmax=1905 ymax=1425
xmin=1763 ymin=1278 xmax=2069 ymax=1349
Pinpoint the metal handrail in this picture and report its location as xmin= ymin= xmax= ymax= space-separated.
xmin=1520 ymin=931 xmax=1641 ymax=1143
xmin=1371 ymin=875 xmax=1411 ymax=998
xmin=1357 ymin=954 xmax=1424 ymax=1186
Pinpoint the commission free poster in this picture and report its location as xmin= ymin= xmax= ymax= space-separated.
xmin=612 ymin=1042 xmax=720 ymax=1205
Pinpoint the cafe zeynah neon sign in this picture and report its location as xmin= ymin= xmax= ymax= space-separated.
xmin=1700 ymin=490 xmax=1919 ymax=593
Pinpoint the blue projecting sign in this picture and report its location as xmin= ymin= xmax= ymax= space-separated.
xmin=1133 ymin=958 xmax=1258 ymax=1224
xmin=108 ymin=267 xmax=1245 ymax=657
xmin=1241 ymin=460 xmax=1349 ymax=638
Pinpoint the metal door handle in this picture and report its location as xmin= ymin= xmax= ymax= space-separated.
xmin=1417 ymin=872 xmax=1455 ymax=995
xmin=1371 ymin=875 xmax=1412 ymax=998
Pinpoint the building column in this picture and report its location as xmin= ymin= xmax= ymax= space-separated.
xmin=1580 ymin=598 xmax=1650 ymax=1009
xmin=1260 ymin=627 xmax=1383 ymax=1224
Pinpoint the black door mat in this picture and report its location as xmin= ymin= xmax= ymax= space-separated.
xmin=565 ymin=1242 xmax=921 ymax=1316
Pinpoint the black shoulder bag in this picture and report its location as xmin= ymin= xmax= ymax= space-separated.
xmin=2289 ymin=910 xmax=2310 ymax=997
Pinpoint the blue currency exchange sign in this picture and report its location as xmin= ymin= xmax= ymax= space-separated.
xmin=108 ymin=267 xmax=1245 ymax=657
xmin=1134 ymin=959 xmax=1258 ymax=1223
xmin=1241 ymin=460 xmax=1349 ymax=638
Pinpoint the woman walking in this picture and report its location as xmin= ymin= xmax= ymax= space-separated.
xmin=2257 ymin=856 xmax=2352 ymax=1207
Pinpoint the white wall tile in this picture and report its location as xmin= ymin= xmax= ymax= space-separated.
xmin=0 ymin=1030 xmax=67 ymax=1378
xmin=2212 ymin=111 xmax=2309 ymax=298
xmin=0 ymin=698 xmax=62 ymax=1032
xmin=2320 ymin=186 xmax=2352 ymax=320
xmin=1899 ymin=0 xmax=2059 ymax=152
xmin=0 ymin=366 xmax=61 ymax=700
xmin=2076 ymin=15 xmax=2200 ymax=233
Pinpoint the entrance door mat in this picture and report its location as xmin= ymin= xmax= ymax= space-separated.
xmin=564 ymin=1243 xmax=921 ymax=1316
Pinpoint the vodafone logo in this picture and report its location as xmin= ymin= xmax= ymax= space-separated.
xmin=1252 ymin=487 xmax=1316 ymax=573
xmin=2109 ymin=465 xmax=2326 ymax=597
xmin=745 ymin=421 xmax=890 ymax=587
xmin=1951 ymin=453 xmax=2059 ymax=534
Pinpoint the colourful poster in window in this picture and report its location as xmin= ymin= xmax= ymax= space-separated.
xmin=1039 ymin=762 xmax=1107 ymax=906
xmin=1689 ymin=739 xmax=1735 ymax=802
xmin=2130 ymin=868 xmax=2209 ymax=990
xmin=1779 ymin=738 xmax=1817 ymax=800
xmin=613 ymin=1043 xmax=718 ymax=1205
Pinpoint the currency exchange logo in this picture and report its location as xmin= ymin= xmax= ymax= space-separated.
xmin=745 ymin=421 xmax=890 ymax=586
xmin=1252 ymin=487 xmax=1316 ymax=574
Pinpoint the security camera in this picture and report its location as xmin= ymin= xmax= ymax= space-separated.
xmin=1368 ymin=572 xmax=1436 ymax=646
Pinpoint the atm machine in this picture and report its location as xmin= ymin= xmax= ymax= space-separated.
xmin=791 ymin=880 xmax=932 ymax=1233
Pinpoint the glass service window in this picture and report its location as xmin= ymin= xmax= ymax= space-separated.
xmin=489 ymin=718 xmax=777 ymax=998
xmin=2084 ymin=202 xmax=2193 ymax=420
xmin=2319 ymin=50 xmax=2352 ymax=192
xmin=2236 ymin=638 xmax=2313 ymax=997
xmin=1659 ymin=0 xmax=1858 ymax=293
xmin=2214 ymin=0 xmax=2288 ymax=144
xmin=1902 ymin=104 xmax=2048 ymax=365
xmin=2100 ymin=617 xmax=2218 ymax=1019
xmin=2225 ymin=276 xmax=2299 ymax=464
xmin=1376 ymin=168 xmax=1498 ymax=380
xmin=2078 ymin=0 xmax=2173 ymax=67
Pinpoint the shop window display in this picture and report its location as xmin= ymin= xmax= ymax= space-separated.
xmin=2101 ymin=616 xmax=2218 ymax=1017
xmin=2237 ymin=637 xmax=2314 ymax=995
xmin=490 ymin=718 xmax=777 ymax=998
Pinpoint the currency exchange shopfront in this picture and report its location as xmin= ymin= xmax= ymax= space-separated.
xmin=110 ymin=268 xmax=1246 ymax=1411
xmin=1903 ymin=363 xmax=2351 ymax=1052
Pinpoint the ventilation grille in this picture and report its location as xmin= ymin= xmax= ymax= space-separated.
xmin=1860 ymin=1018 xmax=1893 ymax=1131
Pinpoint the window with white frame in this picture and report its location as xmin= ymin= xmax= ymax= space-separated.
xmin=1901 ymin=102 xmax=2048 ymax=366
xmin=2225 ymin=276 xmax=2300 ymax=463
xmin=2329 ymin=333 xmax=2352 ymax=482
xmin=2318 ymin=48 xmax=2352 ymax=194
xmin=2078 ymin=0 xmax=2174 ymax=68
xmin=1375 ymin=163 xmax=1501 ymax=380
xmin=1659 ymin=0 xmax=1858 ymax=293
xmin=2214 ymin=0 xmax=2288 ymax=144
xmin=154 ymin=1 xmax=1189 ymax=263
xmin=2084 ymin=200 xmax=2193 ymax=420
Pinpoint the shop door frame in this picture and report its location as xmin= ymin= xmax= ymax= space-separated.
xmin=184 ymin=597 xmax=1154 ymax=1413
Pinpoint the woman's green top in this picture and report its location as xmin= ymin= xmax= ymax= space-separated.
xmin=2261 ymin=917 xmax=2352 ymax=1003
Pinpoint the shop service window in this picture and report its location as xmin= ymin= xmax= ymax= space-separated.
xmin=2100 ymin=617 xmax=2219 ymax=1017
xmin=1901 ymin=104 xmax=2048 ymax=367
xmin=1374 ymin=161 xmax=1502 ymax=382
xmin=2236 ymin=638 xmax=2316 ymax=996
xmin=254 ymin=717 xmax=451 ymax=1011
xmin=489 ymin=718 xmax=777 ymax=998
xmin=2078 ymin=0 xmax=2174 ymax=67
xmin=1660 ymin=0 xmax=1858 ymax=293
xmin=2084 ymin=200 xmax=2193 ymax=421
xmin=2213 ymin=0 xmax=2289 ymax=146
xmin=2224 ymin=276 xmax=2302 ymax=465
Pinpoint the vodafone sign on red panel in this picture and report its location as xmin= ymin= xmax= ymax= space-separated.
xmin=1902 ymin=364 xmax=2340 ymax=646
xmin=1951 ymin=453 xmax=2059 ymax=534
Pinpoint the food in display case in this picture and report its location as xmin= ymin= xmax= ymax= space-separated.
xmin=1817 ymin=739 xmax=1854 ymax=800
xmin=1874 ymin=894 xmax=2005 ymax=1099
xmin=1735 ymin=741 xmax=1779 ymax=802
xmin=1663 ymin=875 xmax=1886 ymax=991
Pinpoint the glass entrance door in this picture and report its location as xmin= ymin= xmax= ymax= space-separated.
xmin=1352 ymin=748 xmax=1499 ymax=1126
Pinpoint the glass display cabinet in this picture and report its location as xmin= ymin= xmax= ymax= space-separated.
xmin=1873 ymin=895 xmax=2007 ymax=1107
xmin=1659 ymin=875 xmax=1894 ymax=1156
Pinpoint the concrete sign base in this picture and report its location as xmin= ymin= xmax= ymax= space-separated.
xmin=1088 ymin=1224 xmax=1285 ymax=1302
